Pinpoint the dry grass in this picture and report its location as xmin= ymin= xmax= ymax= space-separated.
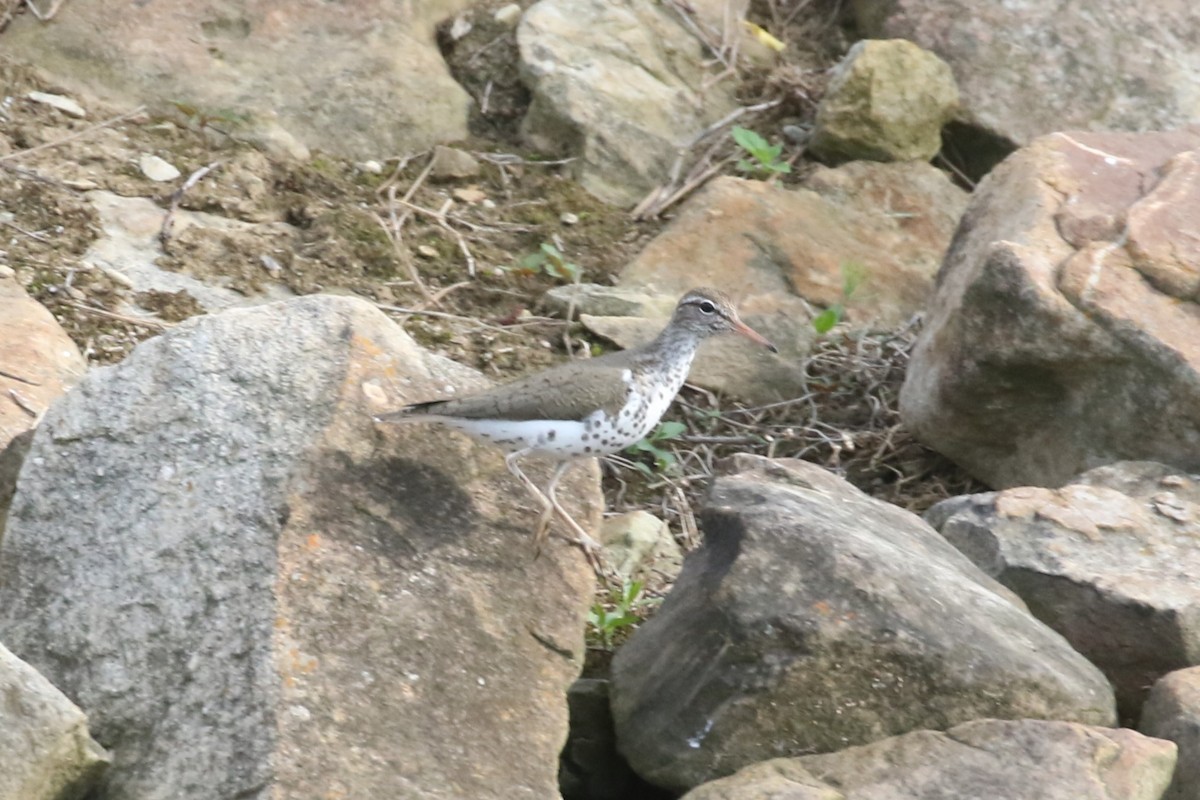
xmin=602 ymin=320 xmax=985 ymax=549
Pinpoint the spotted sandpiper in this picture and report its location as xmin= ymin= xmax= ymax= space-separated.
xmin=377 ymin=287 xmax=776 ymax=567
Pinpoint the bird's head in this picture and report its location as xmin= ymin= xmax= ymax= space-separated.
xmin=671 ymin=287 xmax=778 ymax=353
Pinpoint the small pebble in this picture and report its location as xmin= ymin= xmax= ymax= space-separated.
xmin=139 ymin=154 xmax=181 ymax=182
xmin=100 ymin=266 xmax=135 ymax=288
xmin=260 ymin=254 xmax=283 ymax=275
xmin=560 ymin=212 xmax=579 ymax=225
xmin=493 ymin=3 xmax=521 ymax=25
xmin=430 ymin=145 xmax=481 ymax=180
xmin=417 ymin=245 xmax=439 ymax=259
xmin=453 ymin=186 xmax=488 ymax=204
xmin=62 ymin=178 xmax=100 ymax=191
xmin=358 ymin=160 xmax=384 ymax=175
xmin=782 ymin=124 xmax=811 ymax=145
xmin=448 ymin=14 xmax=472 ymax=40
xmin=27 ymin=91 xmax=86 ymax=118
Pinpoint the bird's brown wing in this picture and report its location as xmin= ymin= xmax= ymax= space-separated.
xmin=402 ymin=359 xmax=634 ymax=421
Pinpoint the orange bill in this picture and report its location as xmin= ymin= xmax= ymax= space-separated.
xmin=733 ymin=319 xmax=778 ymax=353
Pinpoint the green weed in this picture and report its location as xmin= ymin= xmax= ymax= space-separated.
xmin=812 ymin=261 xmax=868 ymax=334
xmin=512 ymin=242 xmax=581 ymax=282
xmin=732 ymin=126 xmax=792 ymax=178
xmin=625 ymin=420 xmax=686 ymax=476
xmin=588 ymin=579 xmax=655 ymax=650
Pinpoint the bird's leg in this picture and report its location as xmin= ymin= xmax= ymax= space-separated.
xmin=545 ymin=460 xmax=602 ymax=553
xmin=504 ymin=452 xmax=605 ymax=574
xmin=536 ymin=460 xmax=571 ymax=552
xmin=505 ymin=451 xmax=555 ymax=557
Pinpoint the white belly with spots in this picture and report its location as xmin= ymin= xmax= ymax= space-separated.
xmin=436 ymin=417 xmax=592 ymax=456
xmin=429 ymin=358 xmax=694 ymax=459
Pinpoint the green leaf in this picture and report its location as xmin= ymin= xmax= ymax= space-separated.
xmin=630 ymin=461 xmax=654 ymax=478
xmin=540 ymin=242 xmax=564 ymax=259
xmin=732 ymin=126 xmax=770 ymax=156
xmin=653 ymin=421 xmax=687 ymax=440
xmin=841 ymin=261 xmax=868 ymax=297
xmin=520 ymin=252 xmax=546 ymax=270
xmin=812 ymin=306 xmax=842 ymax=334
xmin=624 ymin=580 xmax=644 ymax=605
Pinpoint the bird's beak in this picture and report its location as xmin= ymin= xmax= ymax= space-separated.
xmin=732 ymin=318 xmax=778 ymax=354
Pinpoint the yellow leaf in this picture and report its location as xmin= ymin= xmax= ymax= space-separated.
xmin=742 ymin=20 xmax=785 ymax=52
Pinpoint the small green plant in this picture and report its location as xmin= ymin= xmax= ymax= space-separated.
xmin=812 ymin=261 xmax=868 ymax=334
xmin=515 ymin=242 xmax=581 ymax=282
xmin=732 ymin=126 xmax=792 ymax=178
xmin=169 ymin=100 xmax=250 ymax=134
xmin=625 ymin=420 xmax=687 ymax=476
xmin=588 ymin=579 xmax=654 ymax=649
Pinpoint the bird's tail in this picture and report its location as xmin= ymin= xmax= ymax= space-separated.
xmin=374 ymin=399 xmax=447 ymax=424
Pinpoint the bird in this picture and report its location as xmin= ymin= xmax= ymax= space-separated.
xmin=376 ymin=287 xmax=777 ymax=569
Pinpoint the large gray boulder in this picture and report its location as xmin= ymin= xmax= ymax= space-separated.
xmin=2 ymin=0 xmax=475 ymax=159
xmin=0 ymin=641 xmax=109 ymax=800
xmin=0 ymin=295 xmax=599 ymax=798
xmin=928 ymin=462 xmax=1200 ymax=719
xmin=1141 ymin=667 xmax=1200 ymax=800
xmin=517 ymin=0 xmax=736 ymax=206
xmin=852 ymin=0 xmax=1200 ymax=147
xmin=682 ymin=720 xmax=1177 ymax=800
xmin=901 ymin=128 xmax=1200 ymax=488
xmin=610 ymin=456 xmax=1116 ymax=795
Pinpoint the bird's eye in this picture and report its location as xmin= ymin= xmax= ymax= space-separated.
xmin=698 ymin=301 xmax=716 ymax=314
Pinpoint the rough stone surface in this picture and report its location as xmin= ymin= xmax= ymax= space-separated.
xmin=608 ymin=168 xmax=966 ymax=401
xmin=621 ymin=168 xmax=967 ymax=329
xmin=610 ymin=455 xmax=1116 ymax=794
xmin=599 ymin=510 xmax=683 ymax=582
xmin=853 ymin=0 xmax=1200 ymax=146
xmin=901 ymin=128 xmax=1200 ymax=488
xmin=429 ymin=145 xmax=482 ymax=180
xmin=0 ymin=268 xmax=86 ymax=537
xmin=2 ymin=0 xmax=475 ymax=159
xmin=0 ymin=640 xmax=109 ymax=800
xmin=541 ymin=284 xmax=672 ymax=320
xmin=1141 ymin=667 xmax=1200 ymax=800
xmin=83 ymin=190 xmax=295 ymax=314
xmin=0 ymin=295 xmax=598 ymax=799
xmin=518 ymin=0 xmax=736 ymax=206
xmin=928 ymin=461 xmax=1200 ymax=719
xmin=796 ymin=719 xmax=1175 ymax=800
xmin=810 ymin=39 xmax=959 ymax=163
xmin=680 ymin=759 xmax=839 ymax=800
xmin=0 ymin=269 xmax=86 ymax=450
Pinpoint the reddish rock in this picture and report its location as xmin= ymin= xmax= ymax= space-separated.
xmin=0 ymin=268 xmax=84 ymax=449
xmin=621 ymin=167 xmax=967 ymax=331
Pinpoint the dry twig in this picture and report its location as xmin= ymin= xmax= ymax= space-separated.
xmin=160 ymin=160 xmax=221 ymax=248
xmin=63 ymin=301 xmax=172 ymax=330
xmin=0 ymin=105 xmax=146 ymax=164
